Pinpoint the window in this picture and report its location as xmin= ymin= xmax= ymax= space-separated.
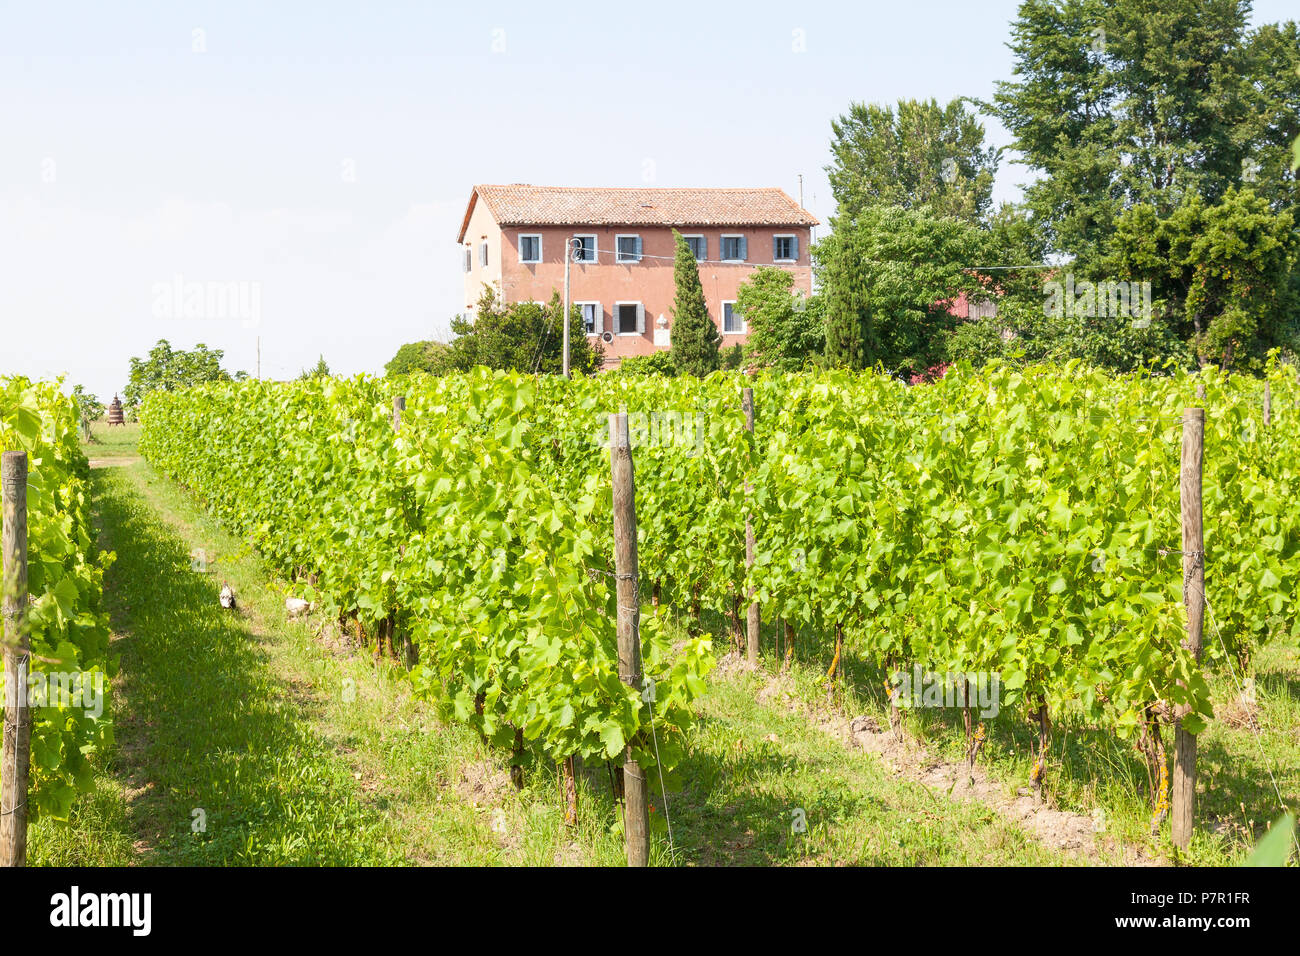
xmin=577 ymin=302 xmax=602 ymax=335
xmin=518 ymin=234 xmax=541 ymax=263
xmin=682 ymin=235 xmax=706 ymax=261
xmin=773 ymin=235 xmax=798 ymax=262
xmin=720 ymin=235 xmax=747 ymax=261
xmin=722 ymin=301 xmax=744 ymax=334
xmin=572 ymin=235 xmax=597 ymax=263
xmin=616 ymin=235 xmax=643 ymax=263
xmin=479 ymin=241 xmax=489 ymax=267
xmin=463 ymin=247 xmax=471 ymax=273
xmin=614 ymin=302 xmax=644 ymax=335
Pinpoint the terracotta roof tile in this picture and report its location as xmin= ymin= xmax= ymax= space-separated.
xmin=459 ymin=184 xmax=817 ymax=240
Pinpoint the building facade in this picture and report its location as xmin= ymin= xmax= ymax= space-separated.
xmin=456 ymin=185 xmax=818 ymax=366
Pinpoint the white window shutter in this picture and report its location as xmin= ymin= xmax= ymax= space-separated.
xmin=596 ymin=304 xmax=604 ymax=334
xmin=634 ymin=236 xmax=643 ymax=261
xmin=636 ymin=303 xmax=645 ymax=334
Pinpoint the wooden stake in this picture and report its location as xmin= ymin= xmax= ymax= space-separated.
xmin=392 ymin=395 xmax=405 ymax=432
xmin=1172 ymin=407 xmax=1205 ymax=851
xmin=1 ymin=451 xmax=31 ymax=867
xmin=609 ymin=413 xmax=649 ymax=867
xmin=742 ymin=388 xmax=760 ymax=665
xmin=1264 ymin=381 xmax=1271 ymax=428
xmin=560 ymin=755 xmax=578 ymax=826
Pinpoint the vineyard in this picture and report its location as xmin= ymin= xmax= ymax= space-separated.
xmin=0 ymin=378 xmax=113 ymax=828
xmin=127 ymin=361 xmax=1300 ymax=860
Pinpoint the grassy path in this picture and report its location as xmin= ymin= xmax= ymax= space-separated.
xmin=31 ymin=425 xmax=1080 ymax=866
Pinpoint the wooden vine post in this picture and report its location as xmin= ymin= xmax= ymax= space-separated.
xmin=742 ymin=387 xmax=760 ymax=665
xmin=609 ymin=413 xmax=649 ymax=867
xmin=1 ymin=451 xmax=31 ymax=866
xmin=391 ymin=395 xmax=412 ymax=665
xmin=1172 ymin=407 xmax=1204 ymax=852
xmin=1264 ymin=381 xmax=1271 ymax=428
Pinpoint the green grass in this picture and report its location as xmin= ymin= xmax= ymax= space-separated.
xmin=766 ymin=616 xmax=1299 ymax=866
xmin=83 ymin=421 xmax=141 ymax=459
xmin=669 ymin=661 xmax=1068 ymax=864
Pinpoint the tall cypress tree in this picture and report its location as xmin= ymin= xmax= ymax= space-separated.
xmin=668 ymin=230 xmax=721 ymax=376
xmin=818 ymin=227 xmax=873 ymax=369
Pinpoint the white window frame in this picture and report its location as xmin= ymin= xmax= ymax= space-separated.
xmin=613 ymin=300 xmax=644 ymax=336
xmin=518 ymin=233 xmax=542 ymax=264
xmin=720 ymin=234 xmax=746 ymax=262
xmin=721 ymin=300 xmax=745 ymax=334
xmin=681 ymin=234 xmax=707 ymax=261
xmin=615 ymin=234 xmax=643 ymax=264
xmin=463 ymin=247 xmax=472 ymax=272
xmin=572 ymin=234 xmax=597 ymax=263
xmin=773 ymin=234 xmax=797 ymax=263
xmin=479 ymin=240 xmax=489 ymax=268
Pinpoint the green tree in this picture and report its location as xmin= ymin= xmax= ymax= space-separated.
xmin=946 ymin=295 xmax=1187 ymax=371
xmin=448 ymin=287 xmax=602 ymax=376
xmin=1105 ymin=187 xmax=1300 ymax=370
xmin=299 ymin=355 xmax=331 ymax=380
xmin=990 ymin=0 xmax=1300 ymax=265
xmin=736 ymin=266 xmax=825 ymax=370
xmin=667 ymin=230 xmax=721 ymax=377
xmin=124 ymin=339 xmax=232 ymax=416
xmin=817 ymin=205 xmax=987 ymax=374
xmin=70 ymin=385 xmax=105 ymax=422
xmin=827 ymin=97 xmax=999 ymax=222
xmin=385 ymin=340 xmax=452 ymax=377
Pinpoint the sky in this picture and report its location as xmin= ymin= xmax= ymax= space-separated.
xmin=2 ymin=0 xmax=1295 ymax=398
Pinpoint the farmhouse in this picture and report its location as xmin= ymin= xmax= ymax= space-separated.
xmin=456 ymin=184 xmax=818 ymax=366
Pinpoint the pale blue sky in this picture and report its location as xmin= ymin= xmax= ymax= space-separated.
xmin=2 ymin=0 xmax=1294 ymax=398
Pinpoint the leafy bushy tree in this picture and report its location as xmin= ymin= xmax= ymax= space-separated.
xmin=667 ymin=230 xmax=721 ymax=377
xmin=124 ymin=339 xmax=232 ymax=415
xmin=816 ymin=205 xmax=986 ymax=375
xmin=449 ymin=286 xmax=602 ymax=376
xmin=736 ymin=266 xmax=825 ymax=370
xmin=827 ymin=97 xmax=999 ymax=223
xmin=990 ymin=0 xmax=1300 ymax=266
xmin=70 ymin=385 xmax=105 ymax=422
xmin=1105 ymin=187 xmax=1299 ymax=370
xmin=385 ymin=340 xmax=452 ymax=377
xmin=299 ymin=355 xmax=331 ymax=380
xmin=946 ymin=296 xmax=1188 ymax=371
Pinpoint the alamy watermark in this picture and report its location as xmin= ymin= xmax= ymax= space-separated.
xmin=1043 ymin=273 xmax=1152 ymax=329
xmin=888 ymin=665 xmax=1002 ymax=719
xmin=594 ymin=410 xmax=704 ymax=456
xmin=151 ymin=274 xmax=262 ymax=328
xmin=3 ymin=668 xmax=105 ymax=719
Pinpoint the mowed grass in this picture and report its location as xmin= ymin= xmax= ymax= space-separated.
xmin=32 ymin=427 xmax=1082 ymax=866
xmin=83 ymin=421 xmax=141 ymax=460
xmin=781 ymin=620 xmax=1300 ymax=866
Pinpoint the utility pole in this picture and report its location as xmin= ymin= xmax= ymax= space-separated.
xmin=562 ymin=237 xmax=582 ymax=379
xmin=563 ymin=236 xmax=572 ymax=379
